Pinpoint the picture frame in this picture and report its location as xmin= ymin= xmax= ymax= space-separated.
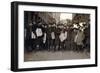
xmin=11 ymin=1 xmax=97 ymax=72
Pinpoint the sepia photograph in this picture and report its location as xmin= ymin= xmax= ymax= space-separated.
xmin=24 ymin=11 xmax=90 ymax=62
xmin=11 ymin=1 xmax=97 ymax=71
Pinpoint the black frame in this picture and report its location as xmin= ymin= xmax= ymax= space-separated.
xmin=11 ymin=1 xmax=98 ymax=72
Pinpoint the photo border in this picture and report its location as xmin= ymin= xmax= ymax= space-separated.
xmin=11 ymin=1 xmax=98 ymax=72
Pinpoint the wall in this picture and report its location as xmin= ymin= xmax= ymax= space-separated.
xmin=0 ymin=0 xmax=99 ymax=73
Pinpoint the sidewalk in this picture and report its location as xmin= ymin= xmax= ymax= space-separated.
xmin=24 ymin=50 xmax=90 ymax=62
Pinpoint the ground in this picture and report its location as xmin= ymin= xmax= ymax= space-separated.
xmin=24 ymin=50 xmax=90 ymax=62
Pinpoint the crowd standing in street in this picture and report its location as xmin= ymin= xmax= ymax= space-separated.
xmin=24 ymin=21 xmax=90 ymax=53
